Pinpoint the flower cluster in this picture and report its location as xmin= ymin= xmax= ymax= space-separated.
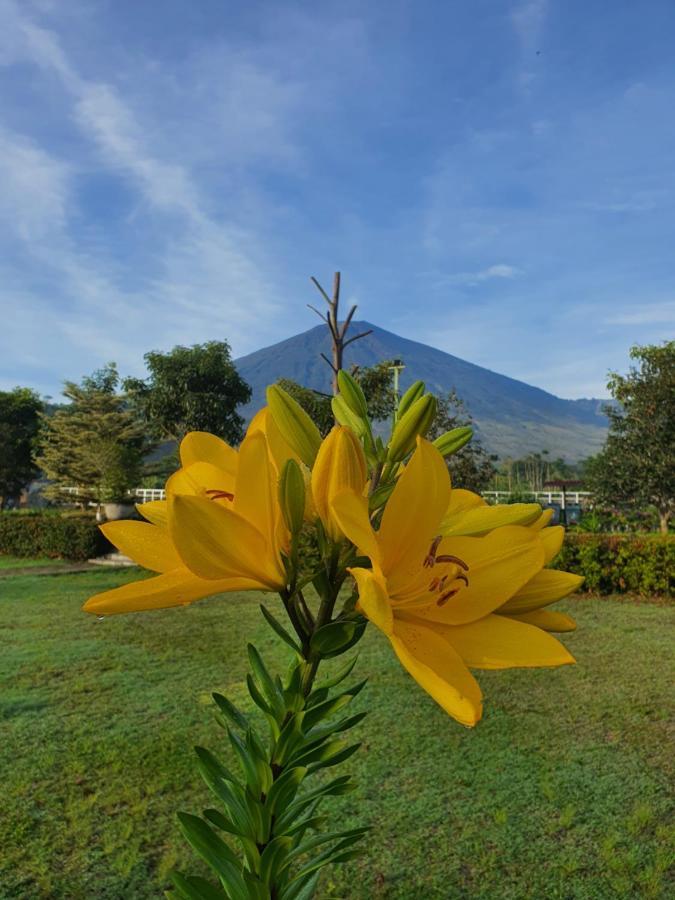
xmin=85 ymin=374 xmax=581 ymax=728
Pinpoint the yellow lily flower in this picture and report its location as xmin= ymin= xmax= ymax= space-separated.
xmin=311 ymin=426 xmax=368 ymax=541
xmin=83 ymin=431 xmax=287 ymax=615
xmin=439 ymin=488 xmax=542 ymax=536
xmin=332 ymin=438 xmax=577 ymax=727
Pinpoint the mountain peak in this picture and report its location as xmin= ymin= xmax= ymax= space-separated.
xmin=235 ymin=322 xmax=607 ymax=461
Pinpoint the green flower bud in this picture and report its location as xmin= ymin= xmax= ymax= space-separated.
xmin=432 ymin=426 xmax=473 ymax=457
xmin=278 ymin=458 xmax=306 ymax=534
xmin=332 ymin=394 xmax=367 ymax=439
xmin=387 ymin=393 xmax=437 ymax=461
xmin=266 ymin=385 xmax=322 ymax=468
xmin=396 ymin=380 xmax=425 ymax=419
xmin=337 ymin=370 xmax=369 ymax=420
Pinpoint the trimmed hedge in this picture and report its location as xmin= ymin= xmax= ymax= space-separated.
xmin=553 ymin=533 xmax=674 ymax=596
xmin=0 ymin=512 xmax=111 ymax=561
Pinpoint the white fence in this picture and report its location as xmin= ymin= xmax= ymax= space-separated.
xmin=482 ymin=490 xmax=592 ymax=506
xmin=65 ymin=487 xmax=593 ymax=507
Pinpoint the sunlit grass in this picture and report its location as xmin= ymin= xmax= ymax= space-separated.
xmin=1 ymin=570 xmax=673 ymax=898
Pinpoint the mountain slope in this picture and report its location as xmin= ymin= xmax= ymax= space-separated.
xmin=235 ymin=322 xmax=608 ymax=460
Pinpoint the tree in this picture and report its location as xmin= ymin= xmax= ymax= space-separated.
xmin=428 ymin=390 xmax=496 ymax=493
xmin=585 ymin=341 xmax=674 ymax=533
xmin=0 ymin=387 xmax=43 ymax=508
xmin=125 ymin=341 xmax=251 ymax=444
xmin=37 ymin=364 xmax=150 ymax=507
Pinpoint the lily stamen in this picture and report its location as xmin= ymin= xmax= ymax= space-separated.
xmin=205 ymin=489 xmax=234 ymax=501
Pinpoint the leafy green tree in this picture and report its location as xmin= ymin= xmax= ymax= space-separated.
xmin=0 ymin=387 xmax=43 ymax=508
xmin=125 ymin=341 xmax=251 ymax=444
xmin=37 ymin=364 xmax=150 ymax=507
xmin=428 ymin=390 xmax=496 ymax=493
xmin=586 ymin=341 xmax=674 ymax=533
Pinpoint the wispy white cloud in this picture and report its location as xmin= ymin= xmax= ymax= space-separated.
xmin=434 ymin=264 xmax=522 ymax=288
xmin=605 ymin=301 xmax=675 ymax=326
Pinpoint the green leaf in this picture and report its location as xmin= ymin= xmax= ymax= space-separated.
xmin=194 ymin=748 xmax=254 ymax=838
xmin=260 ymin=835 xmax=294 ymax=885
xmin=260 ymin=604 xmax=302 ymax=654
xmin=279 ymin=871 xmax=321 ymax=900
xmin=265 ymin=766 xmax=307 ymax=816
xmin=246 ymin=674 xmax=273 ymax=717
xmin=176 ymin=814 xmax=248 ymax=898
xmin=306 ymin=741 xmax=361 ymax=772
xmin=228 ymin=729 xmax=267 ymax=794
xmin=300 ymin=693 xmax=353 ymax=733
xmin=315 ymin=655 xmax=359 ymax=691
xmin=306 ymin=711 xmax=367 ymax=742
xmin=247 ymin=644 xmax=284 ymax=718
xmin=272 ymin=713 xmax=305 ymax=766
xmin=211 ymin=693 xmax=250 ymax=733
xmin=170 ymin=871 xmax=229 ymax=900
xmin=318 ymin=619 xmax=368 ymax=659
xmin=202 ymin=808 xmax=239 ymax=837
xmin=309 ymin=620 xmax=357 ymax=656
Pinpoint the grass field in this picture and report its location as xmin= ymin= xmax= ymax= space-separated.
xmin=1 ymin=569 xmax=673 ymax=899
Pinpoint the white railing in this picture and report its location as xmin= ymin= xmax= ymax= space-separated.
xmin=132 ymin=488 xmax=166 ymax=503
xmin=482 ymin=490 xmax=592 ymax=505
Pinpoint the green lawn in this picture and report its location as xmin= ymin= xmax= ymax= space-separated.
xmin=1 ymin=570 xmax=673 ymax=899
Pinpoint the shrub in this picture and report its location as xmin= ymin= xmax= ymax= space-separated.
xmin=0 ymin=512 xmax=111 ymax=561
xmin=553 ymin=533 xmax=674 ymax=596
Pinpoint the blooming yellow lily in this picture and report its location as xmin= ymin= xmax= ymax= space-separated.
xmin=83 ymin=430 xmax=287 ymax=615
xmin=332 ymin=438 xmax=578 ymax=727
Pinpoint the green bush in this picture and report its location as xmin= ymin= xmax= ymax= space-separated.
xmin=554 ymin=533 xmax=674 ymax=596
xmin=0 ymin=512 xmax=111 ymax=561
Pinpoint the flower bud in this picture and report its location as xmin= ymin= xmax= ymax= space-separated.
xmin=332 ymin=394 xmax=368 ymax=439
xmin=337 ymin=369 xmax=369 ymax=420
xmin=266 ymin=385 xmax=322 ymax=468
xmin=432 ymin=426 xmax=473 ymax=457
xmin=387 ymin=393 xmax=437 ymax=461
xmin=278 ymin=458 xmax=306 ymax=535
xmin=312 ymin=426 xmax=367 ymax=541
xmin=396 ymin=380 xmax=425 ymax=419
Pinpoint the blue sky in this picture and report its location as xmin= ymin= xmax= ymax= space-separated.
xmin=1 ymin=0 xmax=673 ymax=400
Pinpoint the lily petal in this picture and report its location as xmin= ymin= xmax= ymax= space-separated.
xmin=411 ymin=527 xmax=545 ymax=624
xmin=312 ymin=427 xmax=368 ymax=541
xmin=136 ymin=500 xmax=168 ymax=529
xmin=83 ymin=569 xmax=260 ymax=615
xmin=169 ymin=494 xmax=281 ymax=587
xmin=390 ymin=619 xmax=483 ymax=727
xmin=441 ymin=503 xmax=542 ymax=537
xmin=331 ymin=490 xmax=381 ymax=564
xmin=180 ymin=431 xmax=238 ymax=475
xmin=541 ymin=525 xmax=564 ymax=564
xmin=529 ymin=508 xmax=554 ymax=530
xmin=379 ymin=438 xmax=451 ymax=591
xmin=101 ymin=521 xmax=182 ymax=573
xmin=167 ymin=461 xmax=236 ymax=500
xmin=419 ymin=613 xmax=575 ymax=669
xmin=349 ymin=567 xmax=393 ymax=635
xmin=500 ymin=570 xmax=584 ymax=614
xmin=235 ymin=431 xmax=279 ymax=551
xmin=504 ymin=609 xmax=577 ymax=633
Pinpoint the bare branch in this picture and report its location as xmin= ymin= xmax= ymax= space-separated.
xmin=320 ymin=352 xmax=338 ymax=373
xmin=339 ymin=304 xmax=358 ymax=339
xmin=342 ymin=329 xmax=373 ymax=349
xmin=310 ymin=276 xmax=332 ymax=306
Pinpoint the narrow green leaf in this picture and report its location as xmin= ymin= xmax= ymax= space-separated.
xmin=248 ymin=644 xmax=284 ymax=717
xmin=300 ymin=693 xmax=353 ymax=734
xmin=176 ymin=813 xmax=247 ymax=898
xmin=316 ymin=655 xmax=359 ymax=691
xmin=211 ymin=693 xmax=250 ymax=733
xmin=260 ymin=604 xmax=303 ymax=653
xmin=265 ymin=766 xmax=307 ymax=816
xmin=170 ymin=871 xmax=229 ymax=900
xmin=246 ymin=674 xmax=273 ymax=716
xmin=260 ymin=835 xmax=293 ymax=886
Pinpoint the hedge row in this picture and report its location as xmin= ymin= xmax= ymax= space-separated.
xmin=0 ymin=512 xmax=111 ymax=561
xmin=553 ymin=533 xmax=674 ymax=596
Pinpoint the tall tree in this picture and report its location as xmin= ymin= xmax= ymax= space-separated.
xmin=0 ymin=387 xmax=43 ymax=509
xmin=586 ymin=341 xmax=674 ymax=533
xmin=38 ymin=364 xmax=150 ymax=507
xmin=125 ymin=341 xmax=251 ymax=444
xmin=428 ymin=390 xmax=496 ymax=493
